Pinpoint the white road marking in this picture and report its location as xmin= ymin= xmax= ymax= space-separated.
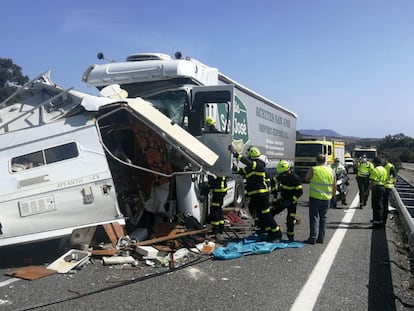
xmin=290 ymin=194 xmax=359 ymax=311
xmin=0 ymin=277 xmax=20 ymax=287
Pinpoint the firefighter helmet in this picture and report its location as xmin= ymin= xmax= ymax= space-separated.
xmin=276 ymin=160 xmax=290 ymax=173
xmin=205 ymin=116 xmax=216 ymax=126
xmin=248 ymin=146 xmax=261 ymax=159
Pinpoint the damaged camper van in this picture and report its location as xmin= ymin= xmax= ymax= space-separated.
xmin=0 ymin=52 xmax=297 ymax=247
xmin=0 ymin=72 xmax=222 ymax=247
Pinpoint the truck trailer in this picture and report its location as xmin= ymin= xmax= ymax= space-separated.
xmin=0 ymin=52 xmax=297 ymax=247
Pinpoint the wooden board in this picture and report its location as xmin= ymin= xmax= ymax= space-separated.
xmin=91 ymin=249 xmax=118 ymax=256
xmin=5 ymin=266 xmax=56 ymax=281
xmin=103 ymin=223 xmax=125 ymax=246
xmin=135 ymin=227 xmax=209 ymax=246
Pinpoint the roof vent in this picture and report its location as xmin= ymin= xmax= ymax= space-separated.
xmin=126 ymin=53 xmax=171 ymax=62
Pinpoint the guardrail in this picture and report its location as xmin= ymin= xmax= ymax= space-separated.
xmin=392 ymin=175 xmax=414 ymax=252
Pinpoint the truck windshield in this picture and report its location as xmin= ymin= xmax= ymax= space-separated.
xmin=146 ymin=90 xmax=187 ymax=127
xmin=295 ymin=144 xmax=322 ymax=157
xmin=354 ymin=150 xmax=376 ymax=159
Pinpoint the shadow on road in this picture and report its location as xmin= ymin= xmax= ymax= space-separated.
xmin=0 ymin=238 xmax=69 ymax=269
xmin=368 ymin=227 xmax=396 ymax=311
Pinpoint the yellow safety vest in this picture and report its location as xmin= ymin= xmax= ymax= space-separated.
xmin=309 ymin=166 xmax=334 ymax=201
xmin=384 ymin=162 xmax=396 ymax=189
xmin=357 ymin=161 xmax=373 ymax=177
xmin=370 ymin=166 xmax=387 ymax=186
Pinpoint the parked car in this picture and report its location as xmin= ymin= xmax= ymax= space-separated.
xmin=345 ymin=157 xmax=355 ymax=173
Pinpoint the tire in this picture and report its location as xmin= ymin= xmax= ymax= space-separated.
xmin=233 ymin=181 xmax=245 ymax=208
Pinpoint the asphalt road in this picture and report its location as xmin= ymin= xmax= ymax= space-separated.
xmin=1 ymin=173 xmax=414 ymax=311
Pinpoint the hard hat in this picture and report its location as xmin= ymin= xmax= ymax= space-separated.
xmin=205 ymin=116 xmax=216 ymax=126
xmin=276 ymin=160 xmax=290 ymax=174
xmin=248 ymin=146 xmax=261 ymax=159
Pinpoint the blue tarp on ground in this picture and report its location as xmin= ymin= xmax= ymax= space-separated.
xmin=212 ymin=235 xmax=305 ymax=260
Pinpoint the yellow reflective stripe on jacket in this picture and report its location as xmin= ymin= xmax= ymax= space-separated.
xmin=309 ymin=166 xmax=334 ymax=200
xmin=248 ymin=188 xmax=269 ymax=195
xmin=281 ymin=184 xmax=303 ymax=191
xmin=246 ymin=171 xmax=266 ymax=178
xmin=213 ymin=188 xmax=228 ymax=193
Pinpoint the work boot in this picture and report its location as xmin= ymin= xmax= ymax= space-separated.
xmin=218 ymin=224 xmax=224 ymax=234
xmin=303 ymin=238 xmax=316 ymax=245
xmin=267 ymin=231 xmax=282 ymax=243
xmin=288 ymin=235 xmax=295 ymax=242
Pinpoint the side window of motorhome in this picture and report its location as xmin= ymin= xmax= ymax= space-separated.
xmin=11 ymin=142 xmax=79 ymax=172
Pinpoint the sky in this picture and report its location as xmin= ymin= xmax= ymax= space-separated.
xmin=1 ymin=0 xmax=413 ymax=138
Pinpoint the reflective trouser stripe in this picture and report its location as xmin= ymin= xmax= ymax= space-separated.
xmin=265 ymin=226 xmax=280 ymax=232
xmin=261 ymin=208 xmax=271 ymax=214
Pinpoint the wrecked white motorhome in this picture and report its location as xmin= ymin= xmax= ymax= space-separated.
xmin=0 ymin=52 xmax=297 ymax=247
xmin=0 ymin=72 xmax=220 ymax=247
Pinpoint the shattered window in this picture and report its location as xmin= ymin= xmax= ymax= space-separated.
xmin=146 ymin=90 xmax=187 ymax=126
xmin=11 ymin=142 xmax=79 ymax=172
xmin=11 ymin=151 xmax=45 ymax=172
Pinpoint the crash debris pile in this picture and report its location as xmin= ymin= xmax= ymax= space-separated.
xmin=4 ymin=209 xmax=254 ymax=280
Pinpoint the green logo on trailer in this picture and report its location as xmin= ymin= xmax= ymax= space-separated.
xmin=232 ymin=96 xmax=249 ymax=152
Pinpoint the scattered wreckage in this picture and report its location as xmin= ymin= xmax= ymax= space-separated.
xmin=0 ymin=52 xmax=299 ymax=277
xmin=0 ymin=71 xmax=221 ymax=248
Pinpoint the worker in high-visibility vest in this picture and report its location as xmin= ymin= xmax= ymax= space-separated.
xmin=365 ymin=157 xmax=387 ymax=229
xmin=304 ymin=154 xmax=336 ymax=244
xmin=383 ymin=159 xmax=397 ymax=225
xmin=230 ymin=145 xmax=282 ymax=242
xmin=356 ymin=155 xmax=374 ymax=208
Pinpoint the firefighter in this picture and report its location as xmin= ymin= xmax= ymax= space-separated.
xmin=356 ymin=155 xmax=374 ymax=208
xmin=207 ymin=174 xmax=227 ymax=235
xmin=365 ymin=157 xmax=387 ymax=229
xmin=383 ymin=158 xmax=397 ymax=225
xmin=271 ymin=160 xmax=303 ymax=241
xmin=205 ymin=116 xmax=219 ymax=132
xmin=229 ymin=145 xmax=282 ymax=242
